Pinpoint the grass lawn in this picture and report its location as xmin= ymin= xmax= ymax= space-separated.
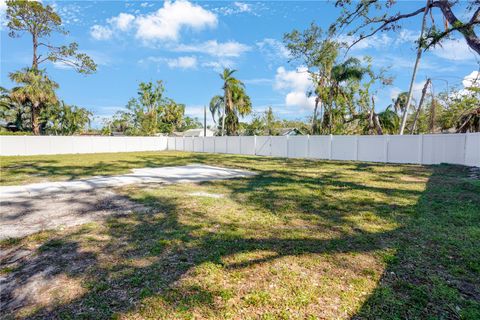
xmin=1 ymin=151 xmax=479 ymax=319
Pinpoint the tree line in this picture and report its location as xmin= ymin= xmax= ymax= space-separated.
xmin=1 ymin=0 xmax=479 ymax=136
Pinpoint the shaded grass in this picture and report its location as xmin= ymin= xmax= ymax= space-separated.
xmin=0 ymin=152 xmax=479 ymax=319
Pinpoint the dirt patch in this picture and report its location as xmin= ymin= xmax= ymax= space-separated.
xmin=0 ymin=240 xmax=93 ymax=317
xmin=0 ymin=189 xmax=148 ymax=240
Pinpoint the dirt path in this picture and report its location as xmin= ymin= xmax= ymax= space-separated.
xmin=0 ymin=165 xmax=255 ymax=239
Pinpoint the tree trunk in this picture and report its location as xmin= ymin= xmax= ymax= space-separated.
xmin=411 ymin=78 xmax=431 ymax=134
xmin=399 ymin=0 xmax=430 ymax=135
xmin=222 ymin=87 xmax=227 ymax=136
xmin=373 ymin=113 xmax=383 ymax=135
xmin=371 ymin=96 xmax=383 ymax=135
xmin=312 ymin=97 xmax=319 ymax=134
xmin=32 ymin=34 xmax=38 ymax=71
xmin=31 ymin=104 xmax=41 ymax=135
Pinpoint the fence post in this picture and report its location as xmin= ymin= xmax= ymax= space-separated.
xmin=254 ymin=135 xmax=257 ymax=156
xmin=213 ymin=136 xmax=216 ymax=154
xmin=418 ymin=134 xmax=423 ymax=164
xmin=182 ymin=136 xmax=185 ymax=152
xmin=203 ymin=136 xmax=205 ymax=153
xmin=329 ymin=134 xmax=333 ymax=160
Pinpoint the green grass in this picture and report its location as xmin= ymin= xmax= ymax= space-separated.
xmin=1 ymin=151 xmax=479 ymax=319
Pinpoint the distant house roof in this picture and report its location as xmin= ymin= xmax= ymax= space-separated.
xmin=173 ymin=128 xmax=214 ymax=137
xmin=279 ymin=128 xmax=303 ymax=136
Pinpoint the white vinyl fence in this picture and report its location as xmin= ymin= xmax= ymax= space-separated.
xmin=1 ymin=133 xmax=479 ymax=167
xmin=0 ymin=136 xmax=167 ymax=156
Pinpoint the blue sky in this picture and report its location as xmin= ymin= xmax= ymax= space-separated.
xmin=1 ymin=0 xmax=479 ymax=128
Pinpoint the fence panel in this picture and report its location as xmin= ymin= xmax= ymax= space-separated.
xmin=388 ymin=135 xmax=421 ymax=164
xmin=309 ymin=136 xmax=330 ymax=159
xmin=167 ymin=137 xmax=176 ymax=150
xmin=465 ymin=133 xmax=480 ymax=167
xmin=271 ymin=136 xmax=287 ymax=157
xmin=331 ymin=136 xmax=357 ymax=160
xmin=240 ymin=136 xmax=256 ymax=155
xmin=422 ymin=134 xmax=465 ymax=165
xmin=255 ymin=136 xmax=271 ymax=156
xmin=175 ymin=137 xmax=183 ymax=151
xmin=193 ymin=137 xmax=204 ymax=152
xmin=226 ymin=137 xmax=241 ymax=154
xmin=157 ymin=137 xmax=168 ymax=151
xmin=288 ymin=136 xmax=308 ymax=158
xmin=184 ymin=137 xmax=194 ymax=152
xmin=357 ymin=136 xmax=386 ymax=163
xmin=204 ymin=137 xmax=215 ymax=153
xmin=1 ymin=136 xmax=27 ymax=156
xmin=71 ymin=136 xmax=93 ymax=154
xmin=215 ymin=136 xmax=227 ymax=153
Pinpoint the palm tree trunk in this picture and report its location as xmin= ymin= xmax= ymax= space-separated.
xmin=399 ymin=0 xmax=430 ymax=135
xmin=222 ymin=88 xmax=227 ymax=136
xmin=411 ymin=78 xmax=431 ymax=134
xmin=31 ymin=103 xmax=41 ymax=135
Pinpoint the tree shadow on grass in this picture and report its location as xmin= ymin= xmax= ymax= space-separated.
xmin=1 ymin=161 xmax=478 ymax=319
xmin=352 ymin=164 xmax=480 ymax=319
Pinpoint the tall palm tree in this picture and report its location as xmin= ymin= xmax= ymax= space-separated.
xmin=9 ymin=68 xmax=58 ymax=135
xmin=320 ymin=57 xmax=368 ymax=134
xmin=210 ymin=68 xmax=252 ymax=135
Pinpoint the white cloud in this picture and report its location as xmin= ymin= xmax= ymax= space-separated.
xmin=432 ymin=38 xmax=478 ymax=61
xmin=285 ymin=91 xmax=316 ymax=109
xmin=234 ymin=2 xmax=251 ymax=13
xmin=90 ymin=1 xmax=217 ymax=43
xmin=138 ymin=55 xmax=197 ymax=70
xmin=201 ymin=59 xmax=235 ymax=72
xmin=453 ymin=70 xmax=480 ymax=96
xmin=0 ymin=0 xmax=7 ymax=27
xmin=174 ymin=40 xmax=250 ymax=57
xmin=243 ymin=78 xmax=273 ymax=85
xmin=256 ymin=38 xmax=290 ymax=66
xmin=90 ymin=24 xmax=113 ymax=40
xmin=274 ymin=66 xmax=315 ymax=110
xmin=166 ymin=56 xmax=197 ymax=69
xmin=135 ymin=0 xmax=217 ymax=42
xmin=0 ymin=0 xmax=7 ymax=13
xmin=462 ymin=70 xmax=480 ymax=88
xmin=274 ymin=66 xmax=311 ymax=91
xmin=213 ymin=1 xmax=254 ymax=16
xmin=107 ymin=13 xmax=135 ymax=31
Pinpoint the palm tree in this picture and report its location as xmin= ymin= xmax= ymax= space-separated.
xmin=9 ymin=68 xmax=58 ymax=135
xmin=210 ymin=68 xmax=252 ymax=135
xmin=0 ymin=86 xmax=31 ymax=131
xmin=209 ymin=95 xmax=224 ymax=129
xmin=320 ymin=57 xmax=369 ymax=134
